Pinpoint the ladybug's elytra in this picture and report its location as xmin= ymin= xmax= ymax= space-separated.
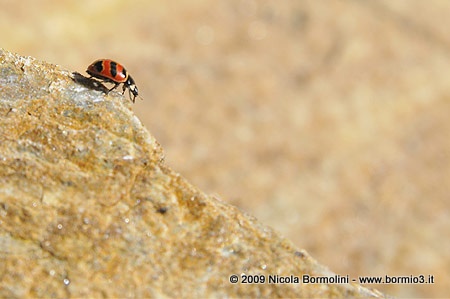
xmin=86 ymin=59 xmax=140 ymax=103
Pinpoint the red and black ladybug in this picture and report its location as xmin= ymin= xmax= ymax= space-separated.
xmin=86 ymin=59 xmax=140 ymax=103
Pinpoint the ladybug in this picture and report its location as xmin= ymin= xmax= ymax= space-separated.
xmin=86 ymin=59 xmax=140 ymax=103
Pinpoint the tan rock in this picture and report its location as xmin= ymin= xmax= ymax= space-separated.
xmin=0 ymin=49 xmax=386 ymax=298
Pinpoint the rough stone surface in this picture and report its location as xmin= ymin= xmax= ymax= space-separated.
xmin=0 ymin=49 xmax=385 ymax=298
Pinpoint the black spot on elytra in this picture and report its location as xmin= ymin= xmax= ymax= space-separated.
xmin=94 ymin=60 xmax=104 ymax=72
xmin=110 ymin=61 xmax=117 ymax=78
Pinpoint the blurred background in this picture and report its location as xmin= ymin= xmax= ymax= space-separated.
xmin=2 ymin=0 xmax=449 ymax=297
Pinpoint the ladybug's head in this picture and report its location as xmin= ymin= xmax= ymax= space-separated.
xmin=123 ymin=76 xmax=139 ymax=103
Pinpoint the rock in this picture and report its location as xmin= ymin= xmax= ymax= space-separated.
xmin=0 ymin=49 xmax=385 ymax=298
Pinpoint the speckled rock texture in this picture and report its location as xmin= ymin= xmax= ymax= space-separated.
xmin=0 ymin=49 xmax=385 ymax=298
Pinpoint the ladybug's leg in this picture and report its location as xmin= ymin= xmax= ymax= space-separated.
xmin=128 ymin=88 xmax=136 ymax=103
xmin=106 ymin=82 xmax=120 ymax=94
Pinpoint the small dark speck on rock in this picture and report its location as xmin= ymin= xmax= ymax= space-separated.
xmin=156 ymin=207 xmax=168 ymax=214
